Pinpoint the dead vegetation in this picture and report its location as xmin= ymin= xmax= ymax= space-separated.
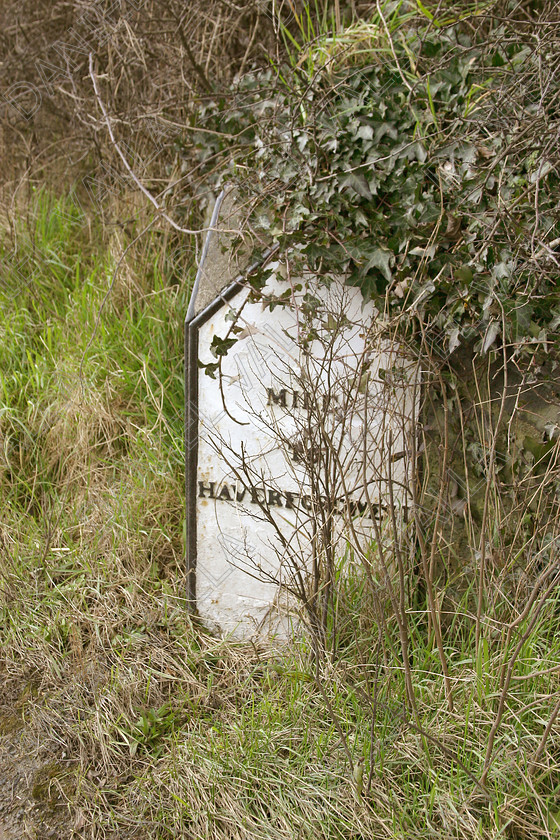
xmin=1 ymin=2 xmax=560 ymax=838
xmin=0 ymin=0 xmax=281 ymax=203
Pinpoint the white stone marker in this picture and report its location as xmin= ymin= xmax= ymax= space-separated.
xmin=185 ymin=198 xmax=417 ymax=638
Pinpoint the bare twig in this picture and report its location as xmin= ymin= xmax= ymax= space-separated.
xmin=88 ymin=54 xmax=225 ymax=238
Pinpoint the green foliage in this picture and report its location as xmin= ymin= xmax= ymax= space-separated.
xmin=190 ymin=5 xmax=560 ymax=359
xmin=1 ymin=187 xmax=560 ymax=839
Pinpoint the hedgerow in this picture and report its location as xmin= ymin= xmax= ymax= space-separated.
xmin=189 ymin=2 xmax=560 ymax=360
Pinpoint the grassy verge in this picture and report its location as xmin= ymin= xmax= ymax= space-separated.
xmin=1 ymin=192 xmax=560 ymax=839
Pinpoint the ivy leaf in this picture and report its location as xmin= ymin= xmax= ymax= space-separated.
xmin=210 ymin=335 xmax=238 ymax=358
xmin=338 ymin=173 xmax=373 ymax=201
xmin=198 ymin=360 xmax=220 ymax=379
xmin=363 ymin=247 xmax=394 ymax=282
xmin=448 ymin=327 xmax=461 ymax=354
xmin=357 ymin=124 xmax=374 ymax=141
xmin=482 ymin=321 xmax=500 ymax=353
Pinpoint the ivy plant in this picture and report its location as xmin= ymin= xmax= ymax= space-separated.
xmin=187 ymin=6 xmax=560 ymax=362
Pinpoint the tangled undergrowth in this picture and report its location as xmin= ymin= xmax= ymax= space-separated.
xmin=0 ymin=191 xmax=560 ymax=839
xmin=0 ymin=4 xmax=559 ymax=839
xmin=191 ymin=1 xmax=560 ymax=361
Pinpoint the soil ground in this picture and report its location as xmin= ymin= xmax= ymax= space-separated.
xmin=0 ymin=681 xmax=72 ymax=840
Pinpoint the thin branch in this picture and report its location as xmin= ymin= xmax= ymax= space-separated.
xmin=88 ymin=54 xmax=228 ymax=238
xmin=529 ymin=696 xmax=560 ymax=776
xmin=376 ymin=0 xmax=414 ymax=93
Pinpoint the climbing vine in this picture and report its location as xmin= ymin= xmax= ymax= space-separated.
xmin=188 ymin=3 xmax=560 ymax=361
